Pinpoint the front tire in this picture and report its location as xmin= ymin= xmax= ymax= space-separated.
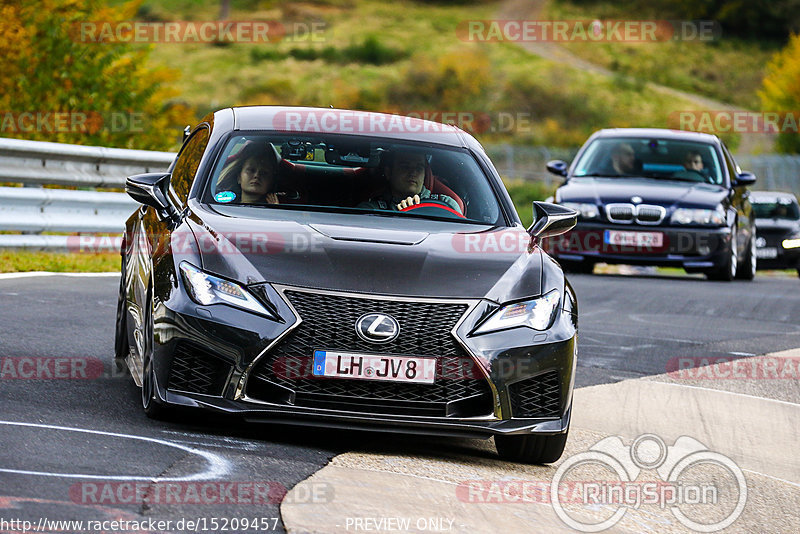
xmin=114 ymin=255 xmax=129 ymax=362
xmin=736 ymin=235 xmax=756 ymax=281
xmin=495 ymin=430 xmax=569 ymax=464
xmin=141 ymin=286 xmax=170 ymax=420
xmin=706 ymin=231 xmax=737 ymax=281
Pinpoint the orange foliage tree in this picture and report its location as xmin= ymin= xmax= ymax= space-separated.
xmin=0 ymin=0 xmax=193 ymax=150
xmin=759 ymin=33 xmax=800 ymax=153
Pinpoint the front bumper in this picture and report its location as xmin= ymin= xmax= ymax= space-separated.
xmin=545 ymin=222 xmax=732 ymax=269
xmin=755 ymin=232 xmax=800 ymax=270
xmin=149 ymin=284 xmax=577 ymax=438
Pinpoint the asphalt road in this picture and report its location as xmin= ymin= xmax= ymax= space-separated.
xmin=0 ymin=272 xmax=798 ymax=532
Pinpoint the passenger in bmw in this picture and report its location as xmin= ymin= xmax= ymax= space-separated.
xmin=358 ymin=150 xmax=462 ymax=213
xmin=606 ymin=142 xmax=639 ymax=175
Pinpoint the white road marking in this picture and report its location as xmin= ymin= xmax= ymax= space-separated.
xmin=0 ymin=420 xmax=231 ymax=481
xmin=648 ymin=380 xmax=800 ymax=408
xmin=0 ymin=272 xmax=118 ymax=280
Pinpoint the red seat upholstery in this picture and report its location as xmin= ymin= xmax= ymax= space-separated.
xmin=424 ymin=168 xmax=465 ymax=214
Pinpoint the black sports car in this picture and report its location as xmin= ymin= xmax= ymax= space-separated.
xmin=116 ymin=106 xmax=579 ymax=464
xmin=751 ymin=191 xmax=800 ymax=277
xmin=545 ymin=128 xmax=758 ymax=281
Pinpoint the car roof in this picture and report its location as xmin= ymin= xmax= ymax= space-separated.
xmin=229 ymin=106 xmax=468 ymax=147
xmin=592 ymin=128 xmax=720 ymax=144
xmin=751 ymin=191 xmax=799 ymax=201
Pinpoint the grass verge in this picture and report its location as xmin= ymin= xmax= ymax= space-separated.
xmin=0 ymin=251 xmax=120 ymax=273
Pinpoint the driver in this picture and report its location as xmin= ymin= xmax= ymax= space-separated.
xmin=683 ymin=150 xmax=704 ymax=172
xmin=358 ymin=150 xmax=462 ymax=214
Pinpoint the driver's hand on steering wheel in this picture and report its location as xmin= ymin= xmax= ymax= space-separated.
xmin=396 ymin=195 xmax=421 ymax=210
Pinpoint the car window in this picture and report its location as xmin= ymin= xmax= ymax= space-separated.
xmin=752 ymin=197 xmax=800 ymax=220
xmin=204 ymin=134 xmax=502 ymax=225
xmin=572 ymin=137 xmax=724 ymax=185
xmin=171 ymin=127 xmax=210 ymax=205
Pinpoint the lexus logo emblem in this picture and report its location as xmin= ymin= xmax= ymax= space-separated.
xmin=355 ymin=313 xmax=400 ymax=343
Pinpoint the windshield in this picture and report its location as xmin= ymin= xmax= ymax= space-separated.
xmin=752 ymin=197 xmax=800 ymax=220
xmin=204 ymin=134 xmax=502 ymax=225
xmin=572 ymin=137 xmax=724 ymax=185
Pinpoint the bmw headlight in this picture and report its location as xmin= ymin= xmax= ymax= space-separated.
xmin=561 ymin=202 xmax=599 ymax=220
xmin=179 ymin=261 xmax=277 ymax=319
xmin=474 ymin=290 xmax=560 ymax=334
xmin=670 ymin=205 xmax=726 ymax=226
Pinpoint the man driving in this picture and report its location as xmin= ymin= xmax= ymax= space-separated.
xmin=358 ymin=149 xmax=462 ymax=213
xmin=683 ymin=150 xmax=704 ymax=172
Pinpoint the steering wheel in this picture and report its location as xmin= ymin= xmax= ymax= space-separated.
xmin=398 ymin=199 xmax=465 ymax=219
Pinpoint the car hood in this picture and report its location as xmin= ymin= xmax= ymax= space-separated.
xmin=559 ymin=177 xmax=728 ymax=209
xmin=755 ymin=218 xmax=800 ymax=234
xmin=185 ymin=204 xmax=543 ymax=302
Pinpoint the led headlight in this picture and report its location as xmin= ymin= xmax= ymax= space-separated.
xmin=179 ymin=261 xmax=277 ymax=319
xmin=670 ymin=205 xmax=726 ymax=226
xmin=474 ymin=290 xmax=560 ymax=334
xmin=561 ymin=202 xmax=599 ymax=220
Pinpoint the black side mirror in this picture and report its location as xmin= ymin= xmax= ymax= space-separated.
xmin=528 ymin=201 xmax=577 ymax=238
xmin=126 ymin=172 xmax=179 ymax=223
xmin=546 ymin=160 xmax=568 ymax=177
xmin=733 ymin=171 xmax=757 ymax=187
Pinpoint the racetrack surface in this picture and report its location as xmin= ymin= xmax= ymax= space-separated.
xmin=0 ymin=272 xmax=798 ymax=532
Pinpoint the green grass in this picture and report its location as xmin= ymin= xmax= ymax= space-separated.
xmin=138 ymin=0 xmax=711 ymax=147
xmin=0 ymin=251 xmax=120 ymax=273
xmin=547 ymin=0 xmax=780 ymax=110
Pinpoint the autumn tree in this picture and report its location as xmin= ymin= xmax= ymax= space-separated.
xmin=759 ymin=33 xmax=800 ymax=153
xmin=0 ymin=0 xmax=193 ymax=150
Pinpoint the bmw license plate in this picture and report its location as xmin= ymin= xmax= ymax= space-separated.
xmin=604 ymin=230 xmax=663 ymax=247
xmin=756 ymin=247 xmax=778 ymax=259
xmin=312 ymin=350 xmax=436 ymax=384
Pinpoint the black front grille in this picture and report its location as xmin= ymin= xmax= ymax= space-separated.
xmin=508 ymin=370 xmax=561 ymax=418
xmin=636 ymin=205 xmax=665 ymax=223
xmin=607 ymin=205 xmax=634 ymax=222
xmin=247 ymin=290 xmax=493 ymax=417
xmin=168 ymin=342 xmax=232 ymax=396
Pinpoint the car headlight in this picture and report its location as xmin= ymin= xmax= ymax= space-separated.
xmin=561 ymin=202 xmax=599 ymax=220
xmin=670 ymin=205 xmax=726 ymax=226
xmin=179 ymin=261 xmax=277 ymax=319
xmin=782 ymin=236 xmax=800 ymax=249
xmin=474 ymin=290 xmax=560 ymax=335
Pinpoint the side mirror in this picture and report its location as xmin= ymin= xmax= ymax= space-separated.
xmin=126 ymin=172 xmax=179 ymax=223
xmin=528 ymin=201 xmax=578 ymax=239
xmin=733 ymin=171 xmax=757 ymax=187
xmin=546 ymin=160 xmax=568 ymax=177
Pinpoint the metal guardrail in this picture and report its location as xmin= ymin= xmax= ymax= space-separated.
xmin=0 ymin=137 xmax=797 ymax=252
xmin=0 ymin=137 xmax=175 ymax=250
xmin=0 ymin=137 xmax=175 ymax=187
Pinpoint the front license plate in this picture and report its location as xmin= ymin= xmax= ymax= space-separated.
xmin=604 ymin=230 xmax=664 ymax=247
xmin=312 ymin=350 xmax=436 ymax=384
xmin=756 ymin=247 xmax=778 ymax=259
